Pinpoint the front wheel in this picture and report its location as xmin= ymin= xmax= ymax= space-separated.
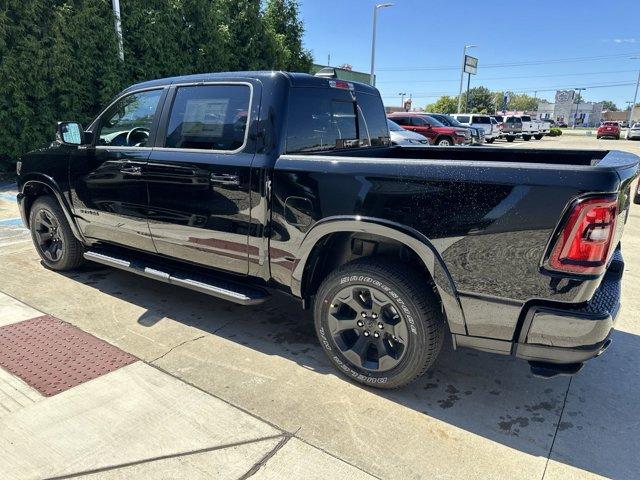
xmin=435 ymin=137 xmax=452 ymax=146
xmin=29 ymin=196 xmax=85 ymax=271
xmin=534 ymin=134 xmax=543 ymax=140
xmin=506 ymin=136 xmax=515 ymax=142
xmin=485 ymin=138 xmax=495 ymax=144
xmin=314 ymin=258 xmax=444 ymax=389
xmin=522 ymin=135 xmax=531 ymax=141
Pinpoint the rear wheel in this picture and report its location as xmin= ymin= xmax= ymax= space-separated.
xmin=506 ymin=136 xmax=515 ymax=142
xmin=485 ymin=138 xmax=495 ymax=144
xmin=314 ymin=258 xmax=444 ymax=389
xmin=522 ymin=135 xmax=531 ymax=141
xmin=534 ymin=134 xmax=543 ymax=140
xmin=435 ymin=137 xmax=452 ymax=146
xmin=29 ymin=196 xmax=84 ymax=271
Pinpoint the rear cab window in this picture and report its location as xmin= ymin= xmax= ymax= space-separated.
xmin=472 ymin=116 xmax=490 ymax=124
xmin=286 ymin=87 xmax=390 ymax=154
xmin=456 ymin=115 xmax=470 ymax=124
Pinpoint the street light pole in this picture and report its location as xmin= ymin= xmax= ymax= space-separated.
xmin=112 ymin=0 xmax=124 ymax=61
xmin=399 ymin=92 xmax=406 ymax=109
xmin=370 ymin=3 xmax=393 ymax=87
xmin=457 ymin=44 xmax=477 ymax=113
xmin=627 ymin=57 xmax=640 ymax=137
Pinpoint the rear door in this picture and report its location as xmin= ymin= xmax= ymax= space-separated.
xmin=70 ymin=88 xmax=166 ymax=251
xmin=145 ymin=82 xmax=257 ymax=274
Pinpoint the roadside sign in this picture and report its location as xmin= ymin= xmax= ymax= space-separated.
xmin=464 ymin=55 xmax=478 ymax=75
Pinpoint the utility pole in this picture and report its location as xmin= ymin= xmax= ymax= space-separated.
xmin=627 ymin=56 xmax=640 ymax=137
xmin=327 ymin=53 xmax=331 ymax=66
xmin=112 ymin=0 xmax=124 ymax=61
xmin=370 ymin=3 xmax=394 ymax=86
xmin=457 ymin=45 xmax=477 ymax=113
xmin=572 ymin=88 xmax=586 ymax=129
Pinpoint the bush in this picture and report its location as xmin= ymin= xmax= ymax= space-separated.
xmin=548 ymin=127 xmax=563 ymax=137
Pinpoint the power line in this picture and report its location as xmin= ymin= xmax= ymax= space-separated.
xmin=380 ymin=81 xmax=636 ymax=99
xmin=376 ymin=69 xmax=639 ymax=84
xmin=377 ymin=52 xmax=640 ymax=72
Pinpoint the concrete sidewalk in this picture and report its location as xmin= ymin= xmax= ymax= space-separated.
xmin=0 ymin=293 xmax=375 ymax=480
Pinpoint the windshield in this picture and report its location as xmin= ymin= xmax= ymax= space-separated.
xmin=387 ymin=119 xmax=405 ymax=131
xmin=424 ymin=115 xmax=445 ymax=127
xmin=435 ymin=115 xmax=462 ymax=127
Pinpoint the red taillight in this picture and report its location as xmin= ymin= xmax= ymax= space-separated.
xmin=547 ymin=197 xmax=618 ymax=275
xmin=329 ymin=80 xmax=354 ymax=91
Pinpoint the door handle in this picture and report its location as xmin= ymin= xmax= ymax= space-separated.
xmin=120 ymin=165 xmax=142 ymax=176
xmin=210 ymin=173 xmax=240 ymax=186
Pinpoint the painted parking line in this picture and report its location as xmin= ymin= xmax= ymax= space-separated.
xmin=0 ymin=193 xmax=17 ymax=201
xmin=0 ymin=218 xmax=23 ymax=227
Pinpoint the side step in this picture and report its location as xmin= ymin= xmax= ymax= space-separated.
xmin=84 ymin=250 xmax=270 ymax=306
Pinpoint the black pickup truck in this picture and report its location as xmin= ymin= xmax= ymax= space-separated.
xmin=16 ymin=72 xmax=639 ymax=388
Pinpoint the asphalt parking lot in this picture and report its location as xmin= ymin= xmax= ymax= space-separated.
xmin=1 ymin=134 xmax=639 ymax=479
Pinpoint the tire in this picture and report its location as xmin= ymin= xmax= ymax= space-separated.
xmin=29 ymin=196 xmax=84 ymax=271
xmin=435 ymin=137 xmax=452 ymax=146
xmin=486 ymin=138 xmax=495 ymax=144
xmin=522 ymin=135 xmax=531 ymax=141
xmin=616 ymin=135 xmax=620 ymax=140
xmin=534 ymin=134 xmax=543 ymax=140
xmin=314 ymin=258 xmax=444 ymax=389
xmin=506 ymin=136 xmax=515 ymax=142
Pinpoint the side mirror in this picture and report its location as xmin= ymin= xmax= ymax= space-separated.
xmin=56 ymin=122 xmax=85 ymax=146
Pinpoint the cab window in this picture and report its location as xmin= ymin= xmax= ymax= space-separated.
xmin=165 ymin=84 xmax=251 ymax=151
xmin=97 ymin=89 xmax=163 ymax=147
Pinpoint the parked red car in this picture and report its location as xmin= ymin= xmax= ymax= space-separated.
xmin=388 ymin=112 xmax=470 ymax=146
xmin=597 ymin=121 xmax=621 ymax=140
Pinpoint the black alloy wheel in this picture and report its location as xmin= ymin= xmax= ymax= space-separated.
xmin=33 ymin=208 xmax=64 ymax=262
xmin=29 ymin=196 xmax=84 ymax=271
xmin=326 ymin=285 xmax=409 ymax=372
xmin=314 ymin=258 xmax=444 ymax=389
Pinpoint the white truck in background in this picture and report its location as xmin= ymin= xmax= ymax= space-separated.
xmin=534 ymin=118 xmax=551 ymax=139
xmin=450 ymin=114 xmax=500 ymax=143
xmin=519 ymin=115 xmax=540 ymax=141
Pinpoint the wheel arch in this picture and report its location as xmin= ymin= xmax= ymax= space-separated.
xmin=291 ymin=216 xmax=466 ymax=335
xmin=19 ymin=175 xmax=85 ymax=242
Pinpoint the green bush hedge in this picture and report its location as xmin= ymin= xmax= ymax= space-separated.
xmin=0 ymin=0 xmax=311 ymax=172
xmin=548 ymin=127 xmax=563 ymax=137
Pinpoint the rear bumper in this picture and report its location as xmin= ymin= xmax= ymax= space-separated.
xmin=515 ymin=249 xmax=623 ymax=364
xmin=453 ymin=249 xmax=623 ymax=366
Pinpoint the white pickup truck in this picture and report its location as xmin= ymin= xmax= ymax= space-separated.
xmin=534 ymin=118 xmax=551 ymax=139
xmin=450 ymin=114 xmax=500 ymax=143
xmin=519 ymin=115 xmax=540 ymax=141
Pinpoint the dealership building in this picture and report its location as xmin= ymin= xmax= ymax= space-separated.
xmin=537 ymin=90 xmax=603 ymax=127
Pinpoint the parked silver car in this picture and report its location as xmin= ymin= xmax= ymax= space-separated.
xmin=387 ymin=119 xmax=430 ymax=146
xmin=628 ymin=123 xmax=640 ymax=140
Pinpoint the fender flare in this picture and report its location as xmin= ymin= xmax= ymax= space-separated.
xmin=291 ymin=216 xmax=467 ymax=335
xmin=20 ymin=175 xmax=86 ymax=243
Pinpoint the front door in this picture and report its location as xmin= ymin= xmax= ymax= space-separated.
xmin=146 ymin=83 xmax=256 ymax=274
xmin=69 ymin=88 xmax=165 ymax=251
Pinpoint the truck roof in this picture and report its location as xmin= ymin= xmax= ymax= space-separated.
xmin=123 ymin=71 xmax=379 ymax=95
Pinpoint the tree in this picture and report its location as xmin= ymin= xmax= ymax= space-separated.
xmin=424 ymin=95 xmax=458 ymax=114
xmin=0 ymin=0 xmax=314 ymax=171
xmin=264 ymin=0 xmax=312 ymax=72
xmin=459 ymin=86 xmax=494 ymax=113
xmin=507 ymin=93 xmax=538 ymax=112
xmin=601 ymin=100 xmax=619 ymax=111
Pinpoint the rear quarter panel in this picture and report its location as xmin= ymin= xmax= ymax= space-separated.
xmin=271 ymin=152 xmax=627 ymax=340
